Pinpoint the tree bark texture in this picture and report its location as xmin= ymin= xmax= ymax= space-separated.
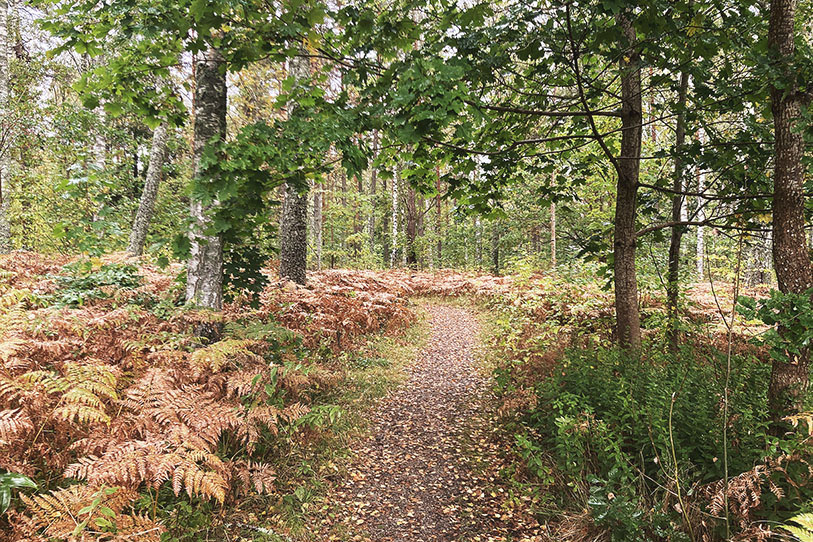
xmin=666 ymin=70 xmax=690 ymax=352
xmin=186 ymin=47 xmax=226 ymax=314
xmin=0 ymin=0 xmax=11 ymax=253
xmin=613 ymin=13 xmax=643 ymax=348
xmin=279 ymin=51 xmax=311 ymax=285
xmin=128 ymin=124 xmax=169 ymax=255
xmin=767 ymin=0 xmax=812 ymax=420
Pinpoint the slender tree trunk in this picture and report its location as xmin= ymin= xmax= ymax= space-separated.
xmin=696 ymin=130 xmax=705 ymax=279
xmin=312 ymin=187 xmax=322 ymax=271
xmin=475 ymin=216 xmax=482 ymax=267
xmin=550 ymin=203 xmax=556 ymax=269
xmin=354 ymin=173 xmax=362 ymax=259
xmin=613 ymin=13 xmax=643 ymax=348
xmin=418 ymin=195 xmax=426 ymax=269
xmin=128 ymin=124 xmax=169 ymax=255
xmin=390 ymin=167 xmax=399 ymax=267
xmin=405 ymin=185 xmax=417 ymax=269
xmin=0 ymin=0 xmax=11 ymax=253
xmin=381 ymin=174 xmax=389 ymax=265
xmin=435 ymin=167 xmax=442 ymax=267
xmin=491 ymin=221 xmax=500 ymax=275
xmin=648 ymin=67 xmax=657 ymax=143
xmin=367 ymin=131 xmax=378 ymax=257
xmin=279 ymin=51 xmax=310 ymax=285
xmin=767 ymin=0 xmax=812 ymax=421
xmin=666 ymin=71 xmax=690 ymax=352
xmin=186 ymin=47 xmax=226 ymax=327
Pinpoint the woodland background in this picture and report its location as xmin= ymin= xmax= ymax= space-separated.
xmin=0 ymin=0 xmax=811 ymax=540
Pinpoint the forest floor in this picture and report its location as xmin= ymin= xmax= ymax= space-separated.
xmin=317 ymin=302 xmax=543 ymax=542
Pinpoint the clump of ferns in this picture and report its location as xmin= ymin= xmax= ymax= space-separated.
xmin=696 ymin=415 xmax=813 ymax=541
xmin=17 ymin=484 xmax=164 ymax=540
xmin=51 ymin=338 xmax=311 ymax=506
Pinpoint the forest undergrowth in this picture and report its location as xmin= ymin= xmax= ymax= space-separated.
xmin=473 ymin=266 xmax=813 ymax=542
xmin=0 ymin=251 xmax=811 ymax=542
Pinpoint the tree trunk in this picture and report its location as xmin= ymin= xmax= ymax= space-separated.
xmin=128 ymin=124 xmax=169 ymax=256
xmin=435 ymin=167 xmax=442 ymax=268
xmin=280 ymin=184 xmax=308 ymax=284
xmin=491 ymin=221 xmax=500 ymax=275
xmin=0 ymin=0 xmax=11 ymax=253
xmin=186 ymin=47 xmax=226 ymax=342
xmin=613 ymin=13 xmax=643 ymax=348
xmin=767 ymin=0 xmax=812 ymax=421
xmin=550 ymin=203 xmax=556 ymax=269
xmin=666 ymin=70 xmax=690 ymax=352
xmin=312 ymin=187 xmax=322 ymax=271
xmin=390 ymin=167 xmax=399 ymax=267
xmin=279 ymin=51 xmax=310 ymax=285
xmin=367 ymin=131 xmax=378 ymax=257
xmin=405 ymin=185 xmax=418 ymax=269
xmin=381 ymin=174 xmax=389 ymax=265
xmin=696 ymin=130 xmax=705 ymax=279
xmin=475 ymin=216 xmax=482 ymax=267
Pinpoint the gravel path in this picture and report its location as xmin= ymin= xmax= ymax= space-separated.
xmin=330 ymin=304 xmax=539 ymax=542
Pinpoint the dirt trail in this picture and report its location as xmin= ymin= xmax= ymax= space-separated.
xmin=329 ymin=304 xmax=539 ymax=542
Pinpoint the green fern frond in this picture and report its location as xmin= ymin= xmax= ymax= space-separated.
xmin=783 ymin=513 xmax=813 ymax=542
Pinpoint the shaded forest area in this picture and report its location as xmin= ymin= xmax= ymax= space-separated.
xmin=0 ymin=0 xmax=812 ymax=540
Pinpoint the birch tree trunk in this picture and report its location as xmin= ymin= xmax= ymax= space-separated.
xmin=186 ymin=47 xmax=226 ymax=317
xmin=390 ymin=167 xmax=399 ymax=268
xmin=0 ymin=0 xmax=11 ymax=253
xmin=435 ymin=167 xmax=442 ymax=267
xmin=278 ymin=51 xmax=310 ymax=285
xmin=767 ymin=0 xmax=812 ymax=422
xmin=127 ymin=124 xmax=169 ymax=255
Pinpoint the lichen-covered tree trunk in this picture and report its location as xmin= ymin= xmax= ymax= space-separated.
xmin=278 ymin=51 xmax=310 ymax=285
xmin=767 ymin=0 xmax=812 ymax=421
xmin=0 ymin=0 xmax=11 ymax=253
xmin=186 ymin=47 xmax=226 ymax=316
xmin=127 ymin=123 xmax=169 ymax=256
xmin=613 ymin=13 xmax=643 ymax=348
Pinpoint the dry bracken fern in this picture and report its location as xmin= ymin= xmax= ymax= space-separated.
xmin=19 ymin=484 xmax=164 ymax=540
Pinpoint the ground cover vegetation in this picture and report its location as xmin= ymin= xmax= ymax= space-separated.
xmin=0 ymin=0 xmax=810 ymax=539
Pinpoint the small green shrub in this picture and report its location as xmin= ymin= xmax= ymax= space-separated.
xmin=48 ymin=261 xmax=142 ymax=307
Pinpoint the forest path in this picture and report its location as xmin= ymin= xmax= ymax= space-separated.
xmin=328 ymin=303 xmax=535 ymax=542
